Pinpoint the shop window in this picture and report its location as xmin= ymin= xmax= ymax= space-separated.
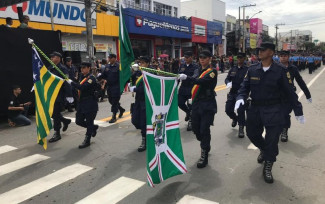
xmin=174 ymin=7 xmax=178 ymax=17
xmin=154 ymin=2 xmax=172 ymax=16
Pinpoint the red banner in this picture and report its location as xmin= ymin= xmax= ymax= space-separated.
xmin=191 ymin=17 xmax=207 ymax=43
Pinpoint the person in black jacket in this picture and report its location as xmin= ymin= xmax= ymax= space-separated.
xmin=225 ymin=52 xmax=249 ymax=138
xmin=178 ymin=50 xmax=218 ymax=169
xmin=48 ymin=52 xmax=73 ymax=143
xmin=129 ymin=56 xmax=149 ymax=152
xmin=235 ymin=42 xmax=304 ymax=183
xmin=279 ymin=50 xmax=312 ymax=142
xmin=68 ymin=62 xmax=99 ymax=149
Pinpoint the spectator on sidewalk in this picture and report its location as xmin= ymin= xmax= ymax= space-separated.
xmin=18 ymin=15 xmax=33 ymax=29
xmin=7 ymin=85 xmax=32 ymax=127
xmin=5 ymin=17 xmax=13 ymax=27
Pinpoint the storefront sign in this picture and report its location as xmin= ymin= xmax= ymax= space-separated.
xmin=192 ymin=17 xmax=207 ymax=43
xmin=0 ymin=0 xmax=96 ymax=27
xmin=123 ymin=8 xmax=191 ymax=39
xmin=250 ymin=18 xmax=262 ymax=34
xmin=250 ymin=33 xmax=257 ymax=49
xmin=207 ymin=21 xmax=223 ymax=44
xmin=62 ymin=42 xmax=111 ymax=52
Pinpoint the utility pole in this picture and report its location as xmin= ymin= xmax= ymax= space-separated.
xmin=290 ymin=30 xmax=292 ymax=53
xmin=275 ymin=23 xmax=285 ymax=51
xmin=238 ymin=6 xmax=241 ymax=53
xmin=85 ymin=0 xmax=94 ymax=64
xmin=241 ymin=4 xmax=256 ymax=53
xmin=49 ymin=0 xmax=55 ymax=30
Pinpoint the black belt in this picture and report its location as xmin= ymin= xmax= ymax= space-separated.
xmin=251 ymin=99 xmax=281 ymax=106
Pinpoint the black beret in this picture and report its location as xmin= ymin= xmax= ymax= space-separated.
xmin=237 ymin=52 xmax=246 ymax=58
xmin=199 ymin=50 xmax=212 ymax=58
xmin=81 ymin=62 xmax=91 ymax=68
xmin=50 ymin=51 xmax=62 ymax=58
xmin=139 ymin=56 xmax=150 ymax=63
xmin=279 ymin=50 xmax=290 ymax=55
xmin=65 ymin=57 xmax=72 ymax=62
xmin=184 ymin=51 xmax=193 ymax=57
xmin=257 ymin=42 xmax=275 ymax=51
xmin=109 ymin=53 xmax=117 ymax=58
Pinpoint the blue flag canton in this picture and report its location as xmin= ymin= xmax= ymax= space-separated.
xmin=32 ymin=49 xmax=44 ymax=83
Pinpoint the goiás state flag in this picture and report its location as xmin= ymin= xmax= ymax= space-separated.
xmin=143 ymin=71 xmax=187 ymax=187
xmin=32 ymin=47 xmax=64 ymax=149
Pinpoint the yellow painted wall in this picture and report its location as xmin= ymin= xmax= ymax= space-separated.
xmin=0 ymin=13 xmax=119 ymax=37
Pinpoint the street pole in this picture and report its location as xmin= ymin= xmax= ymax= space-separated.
xmin=238 ymin=6 xmax=241 ymax=52
xmin=290 ymin=30 xmax=292 ymax=53
xmin=85 ymin=0 xmax=94 ymax=64
xmin=49 ymin=0 xmax=54 ymax=31
xmin=275 ymin=23 xmax=285 ymax=51
xmin=241 ymin=4 xmax=256 ymax=53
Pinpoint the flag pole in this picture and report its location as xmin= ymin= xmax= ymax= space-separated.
xmin=28 ymin=38 xmax=69 ymax=80
xmin=140 ymin=66 xmax=178 ymax=77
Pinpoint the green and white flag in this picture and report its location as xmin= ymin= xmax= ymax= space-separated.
xmin=143 ymin=71 xmax=187 ymax=187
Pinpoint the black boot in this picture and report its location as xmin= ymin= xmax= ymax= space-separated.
xmin=238 ymin=126 xmax=245 ymax=138
xmin=197 ymin=149 xmax=208 ymax=168
xmin=62 ymin=119 xmax=71 ymax=132
xmin=185 ymin=111 xmax=190 ymax=121
xmin=137 ymin=137 xmax=146 ymax=152
xmin=49 ymin=131 xmax=61 ymax=143
xmin=280 ymin=128 xmax=288 ymax=142
xmin=92 ymin=125 xmax=99 ymax=137
xmin=79 ymin=134 xmax=91 ymax=149
xmin=231 ymin=117 xmax=238 ymax=127
xmin=263 ymin=161 xmax=274 ymax=183
xmin=187 ymin=119 xmax=192 ymax=131
xmin=109 ymin=113 xmax=117 ymax=123
xmin=257 ymin=150 xmax=264 ymax=164
xmin=118 ymin=108 xmax=125 ymax=118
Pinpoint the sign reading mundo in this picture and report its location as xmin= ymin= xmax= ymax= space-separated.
xmin=0 ymin=0 xmax=96 ymax=27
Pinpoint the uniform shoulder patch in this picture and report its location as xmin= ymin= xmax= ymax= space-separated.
xmin=10 ymin=101 xmax=13 ymax=105
xmin=88 ymin=79 xmax=93 ymax=84
xmin=209 ymin=72 xmax=215 ymax=78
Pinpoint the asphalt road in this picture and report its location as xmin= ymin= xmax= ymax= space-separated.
xmin=0 ymin=67 xmax=325 ymax=204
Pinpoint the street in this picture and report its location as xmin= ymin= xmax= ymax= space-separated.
xmin=1 ymin=67 xmax=325 ymax=204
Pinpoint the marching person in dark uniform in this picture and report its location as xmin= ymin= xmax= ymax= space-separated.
xmin=98 ymin=54 xmax=125 ymax=123
xmin=178 ymin=50 xmax=218 ymax=169
xmin=65 ymin=57 xmax=78 ymax=112
xmin=224 ymin=52 xmax=248 ymax=138
xmin=48 ymin=51 xmax=73 ymax=143
xmin=279 ymin=50 xmax=312 ymax=142
xmin=235 ymin=42 xmax=304 ymax=183
xmin=68 ymin=62 xmax=99 ymax=149
xmin=178 ymin=51 xmax=199 ymax=131
xmin=129 ymin=56 xmax=148 ymax=152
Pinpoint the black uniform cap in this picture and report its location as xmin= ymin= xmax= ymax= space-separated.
xmin=257 ymin=42 xmax=275 ymax=51
xmin=184 ymin=51 xmax=193 ymax=57
xmin=237 ymin=52 xmax=246 ymax=58
xmin=199 ymin=50 xmax=212 ymax=58
xmin=139 ymin=56 xmax=150 ymax=63
xmin=50 ymin=51 xmax=62 ymax=58
xmin=279 ymin=50 xmax=290 ymax=55
xmin=109 ymin=53 xmax=117 ymax=58
xmin=81 ymin=62 xmax=91 ymax=68
xmin=65 ymin=57 xmax=72 ymax=62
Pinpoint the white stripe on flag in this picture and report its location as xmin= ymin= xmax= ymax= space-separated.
xmin=147 ymin=171 xmax=155 ymax=187
xmin=165 ymin=121 xmax=179 ymax=131
xmin=0 ymin=163 xmax=92 ymax=204
xmin=149 ymin=155 xmax=158 ymax=171
xmin=165 ymin=147 xmax=187 ymax=174
xmin=177 ymin=195 xmax=219 ymax=204
xmin=0 ymin=154 xmax=50 ymax=177
xmin=0 ymin=145 xmax=17 ymax=155
xmin=75 ymin=176 xmax=145 ymax=204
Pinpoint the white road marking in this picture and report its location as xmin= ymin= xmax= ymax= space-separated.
xmin=247 ymin=67 xmax=325 ymax=150
xmin=75 ymin=176 xmax=145 ymax=204
xmin=0 ymin=163 xmax=92 ymax=204
xmin=0 ymin=145 xmax=17 ymax=155
xmin=177 ymin=195 xmax=219 ymax=204
xmin=0 ymin=154 xmax=50 ymax=177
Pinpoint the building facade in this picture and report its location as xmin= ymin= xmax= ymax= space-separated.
xmin=278 ymin=30 xmax=312 ymax=51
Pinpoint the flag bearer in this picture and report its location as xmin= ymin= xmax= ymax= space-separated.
xmin=178 ymin=50 xmax=218 ymax=169
xmin=68 ymin=62 xmax=99 ymax=149
xmin=235 ymin=42 xmax=304 ymax=184
xmin=224 ymin=52 xmax=249 ymax=138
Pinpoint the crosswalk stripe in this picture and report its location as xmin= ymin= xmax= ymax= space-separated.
xmin=0 ymin=154 xmax=50 ymax=177
xmin=75 ymin=176 xmax=145 ymax=204
xmin=177 ymin=195 xmax=219 ymax=204
xmin=0 ymin=145 xmax=17 ymax=155
xmin=0 ymin=163 xmax=92 ymax=204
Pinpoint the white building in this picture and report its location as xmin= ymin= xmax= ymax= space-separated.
xmin=123 ymin=0 xmax=180 ymax=17
xmin=180 ymin=0 xmax=226 ymax=54
xmin=278 ymin=30 xmax=312 ymax=51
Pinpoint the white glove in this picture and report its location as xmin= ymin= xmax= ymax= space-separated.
xmin=234 ymin=99 xmax=244 ymax=112
xmin=129 ymin=86 xmax=136 ymax=93
xmin=226 ymin=82 xmax=232 ymax=88
xmin=307 ymin=98 xmax=312 ymax=103
xmin=132 ymin=64 xmax=139 ymax=71
xmin=178 ymin=74 xmax=187 ymax=81
xmin=66 ymin=97 xmax=74 ymax=103
xmin=66 ymin=79 xmax=72 ymax=84
xmin=295 ymin=115 xmax=305 ymax=124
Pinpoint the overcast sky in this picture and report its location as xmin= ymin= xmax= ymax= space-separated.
xmin=182 ymin=0 xmax=325 ymax=42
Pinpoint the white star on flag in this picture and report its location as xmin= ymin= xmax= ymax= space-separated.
xmin=33 ymin=73 xmax=37 ymax=80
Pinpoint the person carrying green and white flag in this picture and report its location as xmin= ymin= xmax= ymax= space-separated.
xmin=143 ymin=71 xmax=187 ymax=187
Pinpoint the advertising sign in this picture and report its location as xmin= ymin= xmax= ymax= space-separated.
xmin=250 ymin=33 xmax=257 ymax=49
xmin=250 ymin=18 xmax=262 ymax=34
xmin=123 ymin=8 xmax=191 ymax=39
xmin=0 ymin=0 xmax=96 ymax=27
xmin=192 ymin=17 xmax=207 ymax=43
xmin=207 ymin=21 xmax=223 ymax=44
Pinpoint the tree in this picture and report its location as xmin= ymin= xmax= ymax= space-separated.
xmin=304 ymin=42 xmax=316 ymax=51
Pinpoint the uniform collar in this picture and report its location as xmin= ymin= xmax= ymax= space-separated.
xmin=257 ymin=61 xmax=276 ymax=72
